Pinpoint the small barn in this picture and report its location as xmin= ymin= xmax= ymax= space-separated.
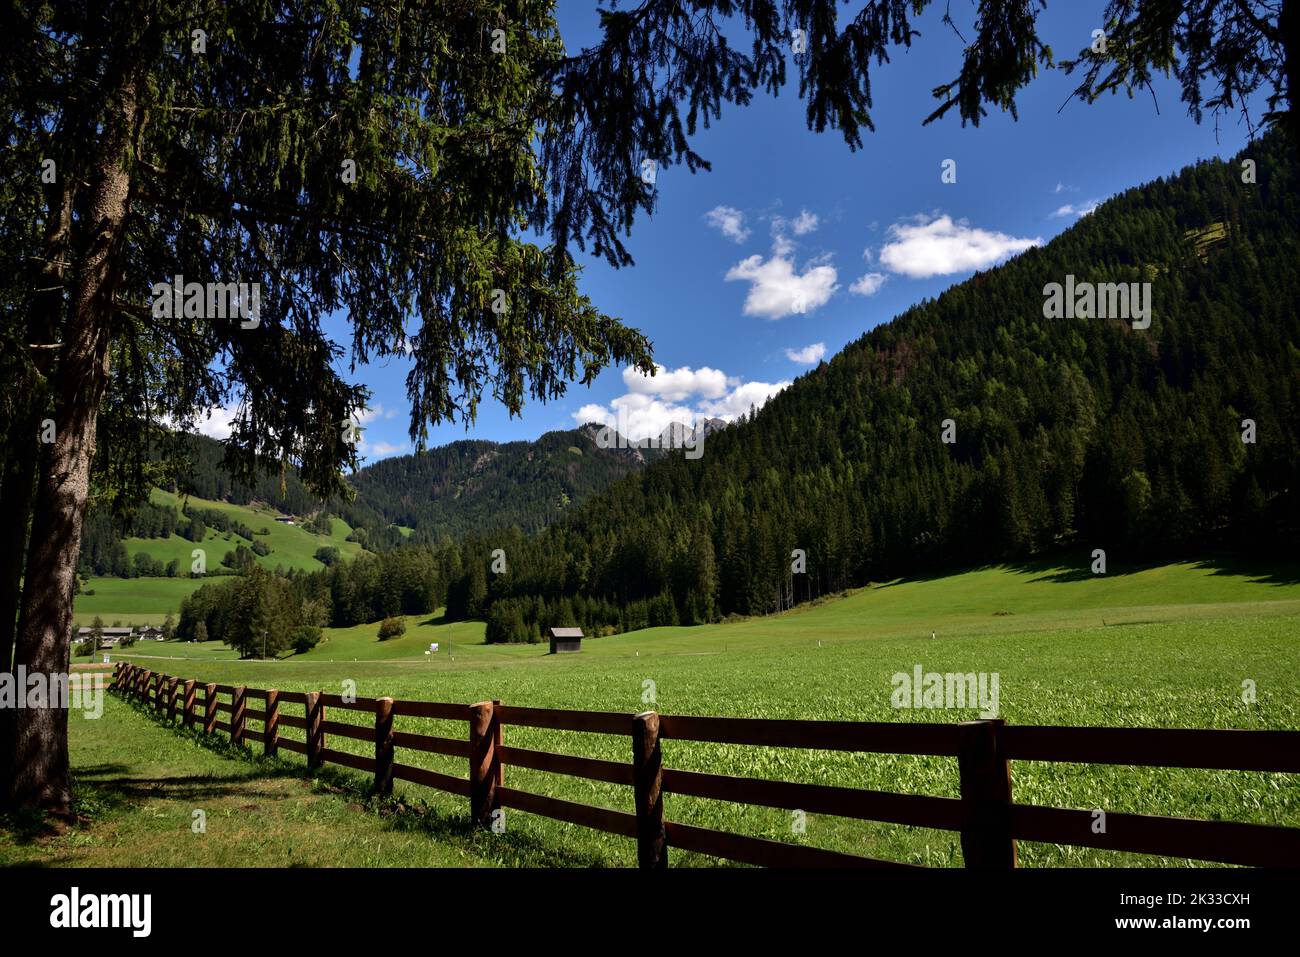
xmin=548 ymin=627 xmax=584 ymax=654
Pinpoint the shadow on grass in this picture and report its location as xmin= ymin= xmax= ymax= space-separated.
xmin=103 ymin=692 xmax=616 ymax=868
xmin=875 ymin=549 xmax=1300 ymax=590
xmin=1187 ymin=553 xmax=1300 ymax=587
xmin=1008 ymin=555 xmax=1140 ymax=584
xmin=0 ymin=808 xmax=61 ymax=845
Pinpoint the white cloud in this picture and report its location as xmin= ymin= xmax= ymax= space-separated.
xmin=790 ymin=209 xmax=819 ymax=235
xmin=725 ymin=243 xmax=839 ymax=319
xmin=877 ymin=215 xmax=1041 ymax=278
xmin=849 ymin=272 xmax=887 ymax=296
xmin=171 ymin=402 xmax=408 ymax=464
xmin=704 ymin=379 xmax=789 ymax=419
xmin=704 ymin=205 xmax=751 ymax=243
xmin=167 ymin=405 xmax=235 ymax=440
xmin=1051 ymin=199 xmax=1100 ymax=219
xmin=363 ymin=440 xmax=407 ymax=458
xmin=622 ymin=364 xmax=730 ymax=402
xmin=784 ymin=342 xmax=826 ymax=364
xmin=192 ymin=405 xmax=236 ymax=440
xmin=575 ymin=365 xmax=790 ymax=440
xmin=349 ymin=404 xmax=409 ymax=460
xmin=771 ymin=208 xmax=819 ymax=239
xmin=353 ymin=404 xmax=385 ymax=426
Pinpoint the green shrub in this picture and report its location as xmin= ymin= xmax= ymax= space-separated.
xmin=377 ymin=617 xmax=406 ymax=641
xmin=291 ymin=626 xmax=322 ymax=655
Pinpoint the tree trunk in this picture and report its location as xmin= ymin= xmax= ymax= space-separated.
xmin=5 ymin=79 xmax=137 ymax=814
xmin=0 ymin=428 xmax=39 ymax=790
xmin=0 ymin=179 xmax=76 ymax=788
xmin=0 ymin=442 xmax=37 ymax=672
xmin=0 ymin=180 xmax=74 ymax=660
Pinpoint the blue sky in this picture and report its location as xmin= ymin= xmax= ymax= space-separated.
xmin=204 ymin=2 xmax=1266 ymax=462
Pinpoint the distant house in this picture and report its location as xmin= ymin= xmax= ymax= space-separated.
xmin=75 ymin=626 xmax=134 ymax=646
xmin=548 ymin=627 xmax=584 ymax=654
xmin=274 ymin=515 xmax=296 ymax=525
xmin=139 ymin=626 xmax=165 ymax=641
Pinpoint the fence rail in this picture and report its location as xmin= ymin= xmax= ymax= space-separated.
xmin=109 ymin=662 xmax=1300 ymax=868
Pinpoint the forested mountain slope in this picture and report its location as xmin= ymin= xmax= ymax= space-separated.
xmin=345 ymin=426 xmax=653 ymax=540
xmin=462 ymin=131 xmax=1300 ymax=639
xmin=80 ymin=424 xmax=653 ymax=573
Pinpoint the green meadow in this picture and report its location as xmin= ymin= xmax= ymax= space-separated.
xmin=73 ymin=490 xmax=366 ymax=624
xmin=134 ymin=489 xmax=365 ymax=572
xmin=0 ymin=694 xmax=523 ymax=868
xmin=73 ymin=576 xmax=203 ymax=626
xmin=94 ymin=555 xmax=1300 ymax=868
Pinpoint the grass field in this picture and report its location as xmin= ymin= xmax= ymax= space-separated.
xmin=0 ymin=694 xmax=583 ymax=867
xmin=132 ymin=489 xmax=365 ymax=573
xmin=73 ymin=489 xmax=367 ymax=624
xmin=89 ymin=553 xmax=1300 ymax=868
xmin=73 ymin=576 xmax=205 ymax=626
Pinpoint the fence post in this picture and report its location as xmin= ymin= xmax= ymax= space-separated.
xmin=167 ymin=677 xmax=179 ymax=721
xmin=468 ymin=701 xmax=499 ymax=829
xmin=136 ymin=668 xmax=147 ymax=699
xmin=265 ymin=689 xmax=280 ymax=757
xmin=182 ymin=680 xmax=196 ymax=727
xmin=154 ymin=674 xmax=166 ymax=712
xmin=632 ymin=711 xmax=667 ymax=869
xmin=204 ymin=683 xmax=217 ymax=734
xmin=231 ymin=685 xmax=247 ymax=747
xmin=304 ymin=691 xmax=325 ymax=770
xmin=374 ymin=697 xmax=394 ymax=796
xmin=957 ymin=719 xmax=1017 ymax=868
xmin=493 ymin=699 xmax=505 ymax=830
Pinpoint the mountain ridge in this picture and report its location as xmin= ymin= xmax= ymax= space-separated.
xmin=448 ymin=128 xmax=1300 ymax=641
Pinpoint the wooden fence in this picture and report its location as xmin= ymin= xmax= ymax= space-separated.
xmin=109 ymin=662 xmax=1300 ymax=868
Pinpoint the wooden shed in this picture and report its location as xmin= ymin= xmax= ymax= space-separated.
xmin=549 ymin=627 xmax=584 ymax=654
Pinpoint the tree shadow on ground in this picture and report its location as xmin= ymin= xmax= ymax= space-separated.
xmin=108 ymin=691 xmax=615 ymax=867
xmin=1004 ymin=554 xmax=1148 ymax=584
xmin=1186 ymin=553 xmax=1300 ymax=587
xmin=875 ymin=549 xmax=1300 ymax=589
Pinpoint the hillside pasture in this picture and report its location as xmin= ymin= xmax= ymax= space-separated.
xmin=108 ymin=556 xmax=1300 ymax=867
